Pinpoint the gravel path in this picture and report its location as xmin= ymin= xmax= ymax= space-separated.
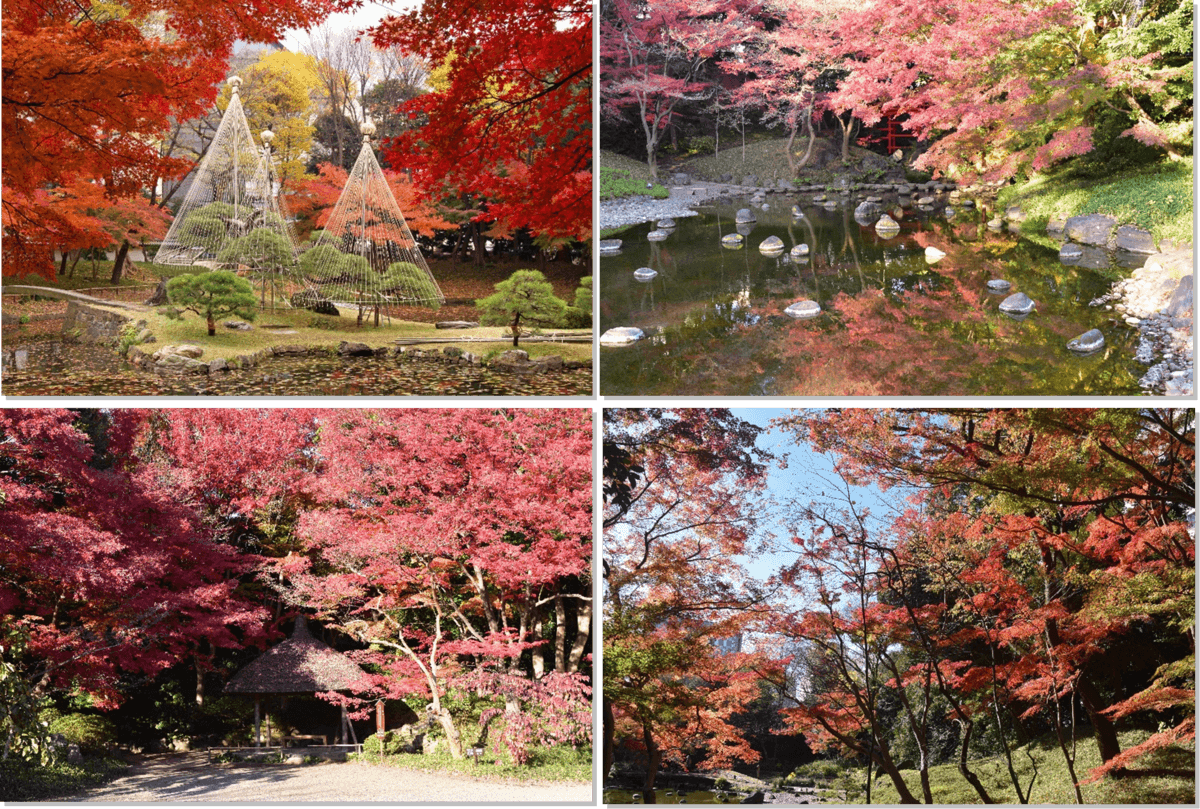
xmin=70 ymin=753 xmax=592 ymax=803
xmin=600 ymin=181 xmax=756 ymax=230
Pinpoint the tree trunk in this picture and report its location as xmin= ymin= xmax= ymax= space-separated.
xmin=784 ymin=123 xmax=798 ymax=176
xmin=839 ymin=113 xmax=858 ymax=163
xmin=59 ymin=250 xmax=68 ymax=279
xmin=602 ymin=696 xmax=616 ymax=784
xmin=110 ymin=240 xmax=130 ymax=285
xmin=434 ymin=706 xmax=464 ymax=758
xmin=642 ymin=723 xmax=663 ymax=802
xmin=957 ymin=719 xmax=995 ymax=803
xmin=554 ymin=594 xmax=567 ymax=672
xmin=797 ymin=105 xmax=816 ymax=169
xmin=206 ymin=314 xmax=216 ymax=336
xmin=510 ymin=312 xmax=521 ymax=347
xmin=568 ymin=598 xmax=591 ymax=673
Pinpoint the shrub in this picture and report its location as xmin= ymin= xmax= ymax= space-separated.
xmin=47 ymin=713 xmax=117 ymax=756
xmin=299 ymin=244 xmax=350 ymax=280
xmin=217 ymin=228 xmax=294 ymax=270
xmin=166 ymin=271 xmax=257 ymax=336
xmin=382 ymin=261 xmax=441 ymax=307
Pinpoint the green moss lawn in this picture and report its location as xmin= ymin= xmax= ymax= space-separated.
xmin=868 ymin=730 xmax=1194 ymax=805
xmin=997 ymin=157 xmax=1193 ymax=246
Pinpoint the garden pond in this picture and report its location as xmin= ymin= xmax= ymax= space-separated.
xmin=599 ymin=193 xmax=1148 ymax=396
xmin=1 ymin=342 xmax=591 ymax=396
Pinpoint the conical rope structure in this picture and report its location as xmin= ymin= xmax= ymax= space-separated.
xmin=157 ymin=77 xmax=298 ymax=272
xmin=299 ymin=122 xmax=444 ymax=311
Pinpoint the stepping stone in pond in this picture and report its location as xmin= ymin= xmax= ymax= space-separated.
xmin=875 ymin=214 xmax=901 ymax=237
xmin=944 ymin=207 xmax=956 ymax=218
xmin=918 ymin=196 xmax=935 ymax=205
xmin=647 ymin=229 xmax=669 ymax=242
xmin=986 ymin=279 xmax=1011 ymax=293
xmin=812 ymin=194 xmax=827 ymax=202
xmin=1059 ymin=243 xmax=1084 ymax=261
xmin=759 ymin=235 xmax=785 ymax=255
xmin=721 ymin=233 xmax=744 ymax=248
xmin=600 ymin=327 xmax=645 ymax=346
xmin=791 ymin=205 xmax=805 ymax=217
xmin=1067 ymin=328 xmax=1105 ymax=354
xmin=987 ymin=218 xmax=1004 ymax=230
xmin=657 ymin=218 xmax=676 ymax=229
xmin=735 ymin=208 xmax=756 ymax=224
xmin=791 ymin=243 xmax=810 ymax=258
xmin=925 ymin=246 xmax=946 ymax=263
xmin=599 ymin=239 xmax=622 ymax=255
xmin=785 ymin=300 xmax=822 ymax=319
xmin=999 ymin=292 xmax=1036 ymax=315
xmin=633 ymin=267 xmax=657 ymax=282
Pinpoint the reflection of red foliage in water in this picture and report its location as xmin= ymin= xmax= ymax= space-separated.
xmin=769 ymin=241 xmax=1088 ymax=395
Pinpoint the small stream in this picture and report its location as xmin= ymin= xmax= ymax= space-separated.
xmin=1 ymin=342 xmax=591 ymax=396
xmin=599 ymin=193 xmax=1146 ymax=396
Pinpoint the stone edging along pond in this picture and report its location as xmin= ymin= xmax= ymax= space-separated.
xmin=56 ymin=301 xmax=590 ymax=378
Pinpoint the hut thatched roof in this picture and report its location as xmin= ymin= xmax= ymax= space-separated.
xmin=225 ymin=617 xmax=367 ymax=695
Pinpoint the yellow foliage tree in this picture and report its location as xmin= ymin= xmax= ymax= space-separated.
xmin=218 ymin=50 xmax=322 ymax=189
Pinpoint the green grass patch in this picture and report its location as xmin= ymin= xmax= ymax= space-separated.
xmin=998 ymin=157 xmax=1193 ymax=245
xmin=0 ymin=757 xmax=129 ymax=801
xmin=352 ymin=743 xmax=591 ymax=784
xmin=867 ymin=729 xmax=1194 ymax=804
xmin=599 ymin=151 xmax=669 ymax=198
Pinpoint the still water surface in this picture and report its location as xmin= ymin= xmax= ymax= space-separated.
xmin=600 ymin=195 xmax=1144 ymax=396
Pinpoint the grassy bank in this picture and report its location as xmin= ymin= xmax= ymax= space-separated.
xmin=599 ymin=150 xmax=669 ymax=200
xmin=997 ymin=157 xmax=1193 ymax=246
xmin=0 ymin=757 xmax=130 ymax=801
xmin=867 ymin=729 xmax=1194 ymax=804
xmin=353 ymin=744 xmax=590 ymax=784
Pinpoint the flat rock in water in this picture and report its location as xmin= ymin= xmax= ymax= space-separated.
xmin=600 ymin=327 xmax=645 ymax=346
xmin=1114 ymin=225 xmax=1156 ymax=254
xmin=721 ymin=233 xmax=744 ymax=248
xmin=999 ymin=292 xmax=1035 ymax=315
xmin=791 ymin=244 xmax=810 ymax=258
xmin=986 ymin=279 xmax=1011 ymax=292
xmin=1067 ymin=329 xmax=1105 ymax=354
xmin=791 ymin=205 xmax=805 ymax=217
xmin=338 ymin=341 xmax=374 ymax=356
xmin=1059 ymin=243 xmax=1084 ymax=261
xmin=657 ymin=218 xmax=677 ymax=229
xmin=784 ymin=300 xmax=822 ymax=319
xmin=925 ymin=246 xmax=946 ymax=263
xmin=735 ymin=208 xmax=756 ymax=224
xmin=647 ymin=229 xmax=669 ymax=242
xmin=1064 ymin=213 xmax=1117 ymax=246
xmin=599 ymin=239 xmax=622 ymax=255
xmin=759 ymin=235 xmax=785 ymax=255
xmin=436 ymin=321 xmax=479 ymax=329
xmin=633 ymin=267 xmax=658 ymax=281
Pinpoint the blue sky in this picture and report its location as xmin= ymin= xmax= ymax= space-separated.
xmin=729 ymin=408 xmax=912 ymax=607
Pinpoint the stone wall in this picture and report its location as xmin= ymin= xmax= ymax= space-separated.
xmin=63 ymin=302 xmax=132 ymax=344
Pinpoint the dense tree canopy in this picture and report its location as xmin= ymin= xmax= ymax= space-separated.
xmin=605 ymin=408 xmax=1195 ymax=803
xmin=373 ymin=0 xmax=592 ymax=242
xmin=1 ymin=0 xmax=355 ymax=280
xmin=601 ymin=0 xmax=1193 ymax=181
xmin=1 ymin=409 xmax=592 ymax=769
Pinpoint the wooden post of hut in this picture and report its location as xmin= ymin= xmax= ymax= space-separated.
xmin=225 ymin=616 xmax=368 ymax=750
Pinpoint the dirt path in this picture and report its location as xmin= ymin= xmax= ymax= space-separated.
xmin=71 ymin=753 xmax=592 ymax=803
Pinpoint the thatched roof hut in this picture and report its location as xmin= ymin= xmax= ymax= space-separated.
xmin=226 ymin=616 xmax=368 ymax=747
xmin=226 ymin=616 xmax=366 ymax=696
